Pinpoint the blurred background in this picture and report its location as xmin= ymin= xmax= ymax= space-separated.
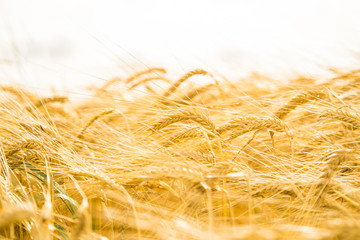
xmin=1 ymin=0 xmax=360 ymax=97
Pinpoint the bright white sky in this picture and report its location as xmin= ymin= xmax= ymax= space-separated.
xmin=1 ymin=0 xmax=360 ymax=96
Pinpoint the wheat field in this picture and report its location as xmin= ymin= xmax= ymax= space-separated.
xmin=0 ymin=67 xmax=360 ymax=239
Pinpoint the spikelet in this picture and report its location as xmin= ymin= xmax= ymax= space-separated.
xmin=150 ymin=109 xmax=217 ymax=133
xmin=275 ymin=89 xmax=326 ymax=119
xmin=320 ymin=108 xmax=360 ymax=130
xmin=162 ymin=69 xmax=211 ymax=98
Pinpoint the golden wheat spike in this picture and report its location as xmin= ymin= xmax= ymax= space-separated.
xmin=101 ymin=67 xmax=167 ymax=90
xmin=216 ymin=116 xmax=260 ymax=134
xmin=128 ymin=76 xmax=170 ymax=90
xmin=162 ymin=127 xmax=207 ymax=147
xmin=275 ymin=89 xmax=326 ymax=119
xmin=150 ymin=108 xmax=216 ymax=133
xmin=313 ymin=149 xmax=354 ymax=205
xmin=162 ymin=69 xmax=210 ymax=98
xmin=225 ymin=117 xmax=286 ymax=141
xmin=33 ymin=96 xmax=68 ymax=108
xmin=76 ymin=109 xmax=115 ymax=140
xmin=5 ymin=139 xmax=43 ymax=158
xmin=180 ymin=83 xmax=216 ymax=102
xmin=320 ymin=108 xmax=360 ymax=130
xmin=125 ymin=67 xmax=167 ymax=84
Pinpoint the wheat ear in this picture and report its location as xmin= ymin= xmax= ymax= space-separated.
xmin=162 ymin=127 xmax=209 ymax=147
xmin=76 ymin=109 xmax=115 ymax=140
xmin=314 ymin=149 xmax=353 ymax=205
xmin=5 ymin=139 xmax=43 ymax=158
xmin=216 ymin=116 xmax=260 ymax=134
xmin=182 ymin=84 xmax=216 ymax=100
xmin=150 ymin=109 xmax=216 ymax=133
xmin=128 ymin=76 xmax=170 ymax=90
xmin=101 ymin=67 xmax=166 ymax=90
xmin=226 ymin=117 xmax=286 ymax=141
xmin=275 ymin=89 xmax=326 ymax=119
xmin=125 ymin=67 xmax=167 ymax=84
xmin=320 ymin=108 xmax=360 ymax=130
xmin=0 ymin=86 xmax=36 ymax=102
xmin=33 ymin=96 xmax=68 ymax=108
xmin=162 ymin=69 xmax=210 ymax=98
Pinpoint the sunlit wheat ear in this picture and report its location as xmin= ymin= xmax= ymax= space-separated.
xmin=101 ymin=67 xmax=167 ymax=90
xmin=320 ymin=108 xmax=360 ymax=130
xmin=128 ymin=76 xmax=170 ymax=90
xmin=70 ymin=198 xmax=90 ymax=240
xmin=76 ymin=109 xmax=115 ymax=140
xmin=5 ymin=139 xmax=43 ymax=158
xmin=32 ymin=96 xmax=68 ymax=108
xmin=275 ymin=89 xmax=327 ymax=119
xmin=313 ymin=149 xmax=354 ymax=205
xmin=162 ymin=69 xmax=211 ymax=98
xmin=179 ymin=83 xmax=216 ymax=102
xmin=150 ymin=108 xmax=217 ymax=133
xmin=0 ymin=86 xmax=37 ymax=102
xmin=216 ymin=116 xmax=260 ymax=134
xmin=162 ymin=127 xmax=215 ymax=147
xmin=225 ymin=116 xmax=286 ymax=141
xmin=125 ymin=67 xmax=167 ymax=84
